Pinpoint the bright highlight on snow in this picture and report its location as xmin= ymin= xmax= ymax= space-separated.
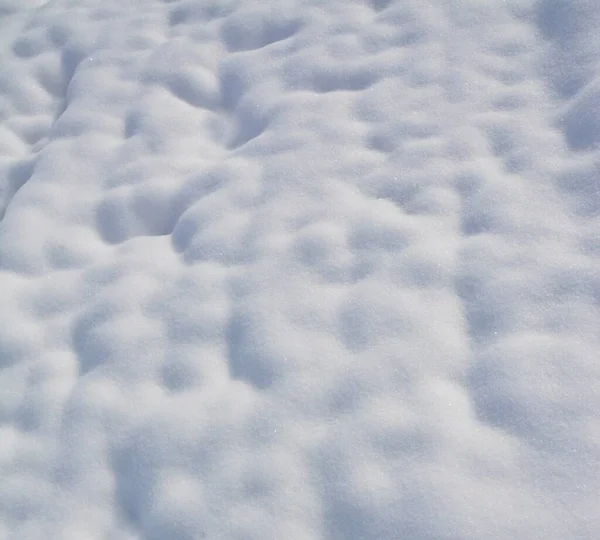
xmin=1 ymin=0 xmax=599 ymax=538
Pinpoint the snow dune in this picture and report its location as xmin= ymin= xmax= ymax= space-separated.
xmin=1 ymin=0 xmax=599 ymax=538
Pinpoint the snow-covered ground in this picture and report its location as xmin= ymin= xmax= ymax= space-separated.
xmin=1 ymin=0 xmax=599 ymax=538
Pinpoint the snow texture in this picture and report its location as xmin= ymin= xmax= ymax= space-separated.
xmin=0 ymin=0 xmax=599 ymax=538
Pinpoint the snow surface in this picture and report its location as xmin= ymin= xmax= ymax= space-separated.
xmin=1 ymin=0 xmax=599 ymax=538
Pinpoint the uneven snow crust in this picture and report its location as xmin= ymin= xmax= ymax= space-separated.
xmin=1 ymin=0 xmax=599 ymax=538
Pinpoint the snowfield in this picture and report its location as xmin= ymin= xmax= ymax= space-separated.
xmin=1 ymin=0 xmax=599 ymax=538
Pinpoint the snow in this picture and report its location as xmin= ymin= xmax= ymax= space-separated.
xmin=0 ymin=0 xmax=599 ymax=538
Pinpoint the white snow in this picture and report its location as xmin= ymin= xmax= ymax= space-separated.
xmin=1 ymin=0 xmax=599 ymax=538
